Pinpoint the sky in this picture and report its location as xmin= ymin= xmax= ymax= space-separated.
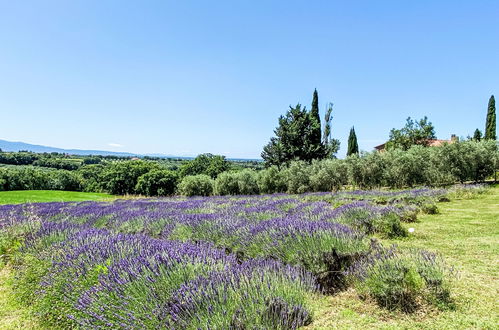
xmin=0 ymin=1 xmax=497 ymax=159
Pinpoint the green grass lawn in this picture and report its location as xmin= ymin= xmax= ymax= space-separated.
xmin=0 ymin=190 xmax=113 ymax=205
xmin=306 ymin=186 xmax=499 ymax=329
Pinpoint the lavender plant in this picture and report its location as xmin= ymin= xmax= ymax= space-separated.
xmin=347 ymin=244 xmax=454 ymax=312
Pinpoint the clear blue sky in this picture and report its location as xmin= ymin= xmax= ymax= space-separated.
xmin=0 ymin=1 xmax=497 ymax=158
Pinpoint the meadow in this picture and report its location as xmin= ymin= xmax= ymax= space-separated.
xmin=0 ymin=184 xmax=496 ymax=329
xmin=0 ymin=190 xmax=113 ymax=205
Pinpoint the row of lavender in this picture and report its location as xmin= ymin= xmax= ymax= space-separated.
xmin=0 ymin=186 xmax=478 ymax=328
xmin=2 ymin=218 xmax=316 ymax=328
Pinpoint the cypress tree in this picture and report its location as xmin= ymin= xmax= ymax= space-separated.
xmin=347 ymin=126 xmax=359 ymax=156
xmin=485 ymin=95 xmax=496 ymax=140
xmin=311 ymin=89 xmax=320 ymax=123
xmin=308 ymin=89 xmax=325 ymax=158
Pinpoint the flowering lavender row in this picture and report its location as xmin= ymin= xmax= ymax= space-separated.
xmin=3 ymin=214 xmax=316 ymax=329
xmin=0 ymin=189 xmax=442 ymax=277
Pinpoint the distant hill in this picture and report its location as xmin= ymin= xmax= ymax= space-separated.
xmin=0 ymin=139 xmax=263 ymax=161
xmin=0 ymin=139 xmax=138 ymax=157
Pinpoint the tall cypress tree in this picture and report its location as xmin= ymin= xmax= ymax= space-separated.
xmin=311 ymin=89 xmax=320 ymax=123
xmin=309 ymin=89 xmax=322 ymax=147
xmin=307 ymin=89 xmax=325 ymax=159
xmin=347 ymin=126 xmax=359 ymax=156
xmin=485 ymin=95 xmax=496 ymax=140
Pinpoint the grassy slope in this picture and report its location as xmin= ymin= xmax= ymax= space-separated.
xmin=0 ymin=190 xmax=113 ymax=205
xmin=307 ymin=186 xmax=499 ymax=329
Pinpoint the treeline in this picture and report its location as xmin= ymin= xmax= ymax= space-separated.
xmin=0 ymin=141 xmax=496 ymax=196
xmin=0 ymin=153 xmax=239 ymax=194
xmin=178 ymin=140 xmax=498 ymax=196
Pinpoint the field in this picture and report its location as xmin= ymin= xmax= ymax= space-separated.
xmin=0 ymin=185 xmax=497 ymax=329
xmin=0 ymin=190 xmax=113 ymax=205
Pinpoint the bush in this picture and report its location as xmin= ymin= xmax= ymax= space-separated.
xmin=346 ymin=152 xmax=385 ymax=189
xmin=257 ymin=166 xmax=287 ymax=194
xmin=214 ymin=172 xmax=240 ymax=195
xmin=135 ymin=169 xmax=178 ymax=196
xmin=177 ymin=174 xmax=214 ymax=196
xmin=309 ymin=159 xmax=347 ymax=192
xmin=349 ymin=245 xmax=454 ymax=311
xmin=283 ymin=161 xmax=313 ymax=194
xmin=215 ymin=170 xmax=259 ymax=195
xmin=235 ymin=169 xmax=259 ymax=195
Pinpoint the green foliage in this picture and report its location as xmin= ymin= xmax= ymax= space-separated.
xmin=262 ymin=101 xmax=326 ymax=166
xmin=135 ymin=169 xmax=178 ymax=196
xmin=347 ymin=127 xmax=359 ymax=156
xmin=235 ymin=169 xmax=260 ymax=195
xmin=215 ymin=170 xmax=259 ymax=195
xmin=473 ymin=128 xmax=482 ymax=141
xmin=179 ymin=154 xmax=229 ymax=179
xmin=309 ymin=159 xmax=347 ymax=192
xmin=177 ymin=174 xmax=214 ymax=196
xmin=346 ymin=152 xmax=385 ymax=189
xmin=437 ymin=140 xmax=497 ymax=183
xmin=0 ymin=166 xmax=82 ymax=191
xmin=257 ymin=166 xmax=287 ymax=194
xmin=102 ymin=160 xmax=158 ymax=195
xmin=485 ymin=95 xmax=496 ymax=140
xmin=283 ymin=161 xmax=313 ymax=194
xmin=214 ymin=172 xmax=240 ymax=195
xmin=310 ymin=89 xmax=323 ymax=148
xmin=351 ymin=247 xmax=453 ymax=312
xmin=78 ymin=164 xmax=106 ymax=192
xmin=387 ymin=116 xmax=436 ymax=150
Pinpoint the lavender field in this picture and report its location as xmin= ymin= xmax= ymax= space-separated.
xmin=0 ymin=186 xmax=480 ymax=329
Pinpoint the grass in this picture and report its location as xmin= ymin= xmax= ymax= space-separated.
xmin=306 ymin=185 xmax=499 ymax=329
xmin=0 ymin=266 xmax=40 ymax=330
xmin=0 ymin=190 xmax=113 ymax=205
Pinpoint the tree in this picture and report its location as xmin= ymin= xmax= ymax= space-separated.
xmin=261 ymin=137 xmax=285 ymax=168
xmin=309 ymin=89 xmax=323 ymax=151
xmin=323 ymin=102 xmax=340 ymax=157
xmin=179 ymin=153 xmax=229 ymax=178
xmin=262 ymin=103 xmax=325 ymax=166
xmin=386 ymin=116 xmax=436 ymax=150
xmin=485 ymin=95 xmax=496 ymax=140
xmin=347 ymin=127 xmax=359 ymax=156
xmin=102 ymin=160 xmax=158 ymax=195
xmin=135 ymin=169 xmax=178 ymax=196
xmin=473 ymin=129 xmax=482 ymax=141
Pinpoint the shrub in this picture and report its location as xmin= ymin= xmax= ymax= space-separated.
xmin=135 ymin=169 xmax=178 ymax=196
xmin=235 ymin=169 xmax=259 ymax=195
xmin=330 ymin=202 xmax=407 ymax=238
xmin=177 ymin=174 xmax=214 ymax=196
xmin=257 ymin=166 xmax=287 ymax=194
xmin=345 ymin=152 xmax=385 ymax=189
xmin=215 ymin=172 xmax=240 ymax=195
xmin=309 ymin=159 xmax=347 ymax=192
xmin=283 ymin=161 xmax=313 ymax=194
xmin=348 ymin=245 xmax=454 ymax=311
